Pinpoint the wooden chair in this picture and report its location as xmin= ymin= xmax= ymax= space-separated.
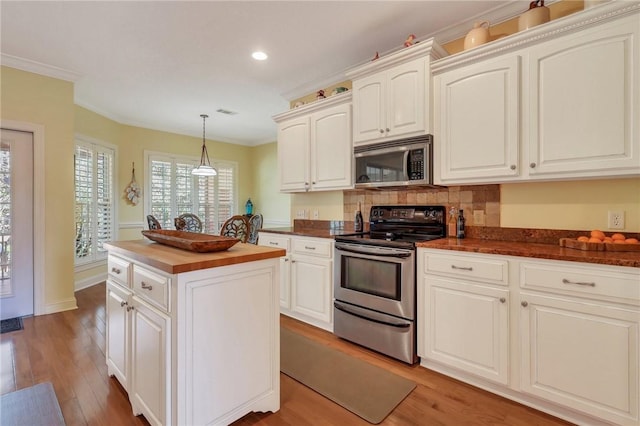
xmin=174 ymin=213 xmax=202 ymax=232
xmin=220 ymin=215 xmax=250 ymax=243
xmin=247 ymin=214 xmax=263 ymax=244
xmin=147 ymin=215 xmax=162 ymax=230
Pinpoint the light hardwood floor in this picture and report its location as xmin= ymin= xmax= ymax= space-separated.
xmin=0 ymin=283 xmax=572 ymax=425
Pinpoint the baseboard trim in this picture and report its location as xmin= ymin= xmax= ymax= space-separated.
xmin=44 ymin=297 xmax=78 ymax=315
xmin=75 ymin=273 xmax=107 ymax=291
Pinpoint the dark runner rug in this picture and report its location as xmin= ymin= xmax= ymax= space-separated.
xmin=0 ymin=317 xmax=23 ymax=334
xmin=1 ymin=382 xmax=66 ymax=425
xmin=280 ymin=327 xmax=416 ymax=424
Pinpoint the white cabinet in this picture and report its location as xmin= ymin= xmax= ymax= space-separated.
xmin=435 ymin=55 xmax=521 ymax=183
xmin=274 ymin=93 xmax=352 ymax=192
xmin=130 ymin=296 xmax=170 ymax=426
xmin=259 ymin=232 xmax=334 ymax=331
xmin=346 ymin=39 xmax=446 ymax=146
xmin=519 ymin=260 xmax=640 ymax=425
xmin=418 ymin=251 xmax=509 ymax=385
xmin=106 ymin=280 xmax=131 ymax=390
xmin=417 ymin=247 xmax=640 ymax=426
xmin=433 ymin=3 xmax=640 ymax=185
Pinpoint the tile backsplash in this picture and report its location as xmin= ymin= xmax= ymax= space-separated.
xmin=343 ymin=185 xmax=500 ymax=227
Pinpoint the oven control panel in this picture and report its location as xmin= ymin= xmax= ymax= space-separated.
xmin=370 ymin=206 xmax=445 ymax=224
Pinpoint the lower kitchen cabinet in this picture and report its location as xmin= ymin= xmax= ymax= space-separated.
xmin=259 ymin=232 xmax=334 ymax=331
xmin=129 ymin=296 xmax=170 ymax=426
xmin=418 ymin=248 xmax=640 ymax=426
xmin=106 ymin=280 xmax=131 ymax=389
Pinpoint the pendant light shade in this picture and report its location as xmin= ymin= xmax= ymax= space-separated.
xmin=192 ymin=114 xmax=217 ymax=176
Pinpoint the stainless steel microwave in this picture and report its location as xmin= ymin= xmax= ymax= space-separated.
xmin=354 ymin=135 xmax=433 ymax=189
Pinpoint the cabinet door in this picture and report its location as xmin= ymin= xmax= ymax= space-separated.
xmin=310 ymin=103 xmax=353 ymax=190
xmin=386 ymin=57 xmax=426 ymax=140
xmin=106 ymin=281 xmax=131 ymax=390
xmin=435 ymin=55 xmax=520 ymax=184
xmin=422 ymin=277 xmax=509 ymax=385
xmin=280 ymin=255 xmax=291 ymax=310
xmin=277 ymin=116 xmax=310 ymax=191
xmin=130 ymin=297 xmax=170 ymax=426
xmin=520 ymin=292 xmax=639 ymax=425
xmin=290 ymin=255 xmax=332 ymax=324
xmin=528 ymin=15 xmax=640 ymax=178
xmin=352 ymin=74 xmax=385 ymax=145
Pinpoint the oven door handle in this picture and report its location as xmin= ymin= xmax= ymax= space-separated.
xmin=335 ymin=245 xmax=413 ymax=258
xmin=334 ymin=302 xmax=411 ymax=328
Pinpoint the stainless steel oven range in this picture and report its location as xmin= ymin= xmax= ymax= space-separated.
xmin=333 ymin=205 xmax=445 ymax=364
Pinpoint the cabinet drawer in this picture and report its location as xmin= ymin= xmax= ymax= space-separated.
xmin=292 ymin=238 xmax=332 ymax=258
xmin=521 ymin=261 xmax=640 ymax=306
xmin=108 ymin=255 xmax=131 ymax=287
xmin=423 ymin=251 xmax=508 ymax=286
xmin=258 ymin=233 xmax=291 ymax=251
xmin=133 ymin=265 xmax=170 ymax=312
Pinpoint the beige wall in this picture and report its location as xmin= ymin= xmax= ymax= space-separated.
xmin=291 ymin=191 xmax=344 ymax=222
xmin=251 ymin=142 xmax=291 ymax=226
xmin=501 ymin=178 xmax=640 ymax=232
xmin=1 ymin=66 xmax=77 ymax=312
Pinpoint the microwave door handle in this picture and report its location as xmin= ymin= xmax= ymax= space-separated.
xmin=334 ymin=302 xmax=410 ymax=328
xmin=403 ymin=150 xmax=410 ymax=180
xmin=335 ymin=246 xmax=412 ymax=258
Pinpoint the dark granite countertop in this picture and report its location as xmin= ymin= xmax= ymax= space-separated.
xmin=417 ymin=238 xmax=640 ymax=269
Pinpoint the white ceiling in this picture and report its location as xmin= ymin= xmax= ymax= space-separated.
xmin=1 ymin=1 xmax=528 ymax=146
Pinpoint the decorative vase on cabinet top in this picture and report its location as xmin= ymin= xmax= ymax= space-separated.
xmin=518 ymin=0 xmax=550 ymax=31
xmin=463 ymin=21 xmax=490 ymax=50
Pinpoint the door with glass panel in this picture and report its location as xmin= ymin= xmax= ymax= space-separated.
xmin=0 ymin=129 xmax=34 ymax=320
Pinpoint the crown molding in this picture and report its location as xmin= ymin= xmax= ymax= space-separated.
xmin=0 ymin=53 xmax=82 ymax=82
xmin=273 ymin=91 xmax=352 ymax=123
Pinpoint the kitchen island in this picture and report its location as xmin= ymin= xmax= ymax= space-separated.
xmin=104 ymin=239 xmax=286 ymax=426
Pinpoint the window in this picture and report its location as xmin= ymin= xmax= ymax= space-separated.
xmin=74 ymin=137 xmax=116 ymax=265
xmin=146 ymin=153 xmax=237 ymax=234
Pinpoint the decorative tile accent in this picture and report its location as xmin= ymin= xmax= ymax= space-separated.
xmin=343 ymin=185 xmax=501 ymax=226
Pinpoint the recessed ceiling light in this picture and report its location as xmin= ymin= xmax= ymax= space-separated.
xmin=252 ymin=51 xmax=268 ymax=61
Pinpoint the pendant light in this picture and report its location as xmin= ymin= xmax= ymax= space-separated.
xmin=191 ymin=114 xmax=217 ymax=176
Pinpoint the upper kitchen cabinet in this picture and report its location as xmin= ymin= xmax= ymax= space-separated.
xmin=433 ymin=2 xmax=640 ymax=185
xmin=274 ymin=92 xmax=353 ymax=193
xmin=346 ymin=39 xmax=447 ymax=146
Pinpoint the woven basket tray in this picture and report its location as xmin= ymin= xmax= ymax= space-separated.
xmin=141 ymin=230 xmax=240 ymax=253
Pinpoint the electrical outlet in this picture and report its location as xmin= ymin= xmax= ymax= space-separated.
xmin=312 ymin=210 xmax=319 ymax=219
xmin=473 ymin=210 xmax=485 ymax=226
xmin=296 ymin=209 xmax=306 ymax=219
xmin=608 ymin=210 xmax=625 ymax=229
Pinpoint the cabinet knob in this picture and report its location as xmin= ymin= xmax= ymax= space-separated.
xmin=529 ymin=162 xmax=536 ymax=168
xmin=385 ymin=128 xmax=390 ymax=133
xmin=312 ymin=181 xmax=316 ymax=185
xmin=521 ymin=301 xmax=528 ymax=307
xmin=126 ymin=306 xmax=135 ymax=312
xmin=284 ymin=258 xmax=289 ymax=262
xmin=120 ymin=301 xmax=128 ymax=308
xmin=510 ymin=165 xmax=516 ymax=170
xmin=111 ymin=267 xmax=121 ymax=274
xmin=499 ymin=297 xmax=506 ymax=303
xmin=379 ymin=129 xmax=384 ymax=134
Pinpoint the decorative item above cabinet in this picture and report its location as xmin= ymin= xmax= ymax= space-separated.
xmin=345 ymin=39 xmax=447 ymax=147
xmin=432 ymin=2 xmax=640 ymax=185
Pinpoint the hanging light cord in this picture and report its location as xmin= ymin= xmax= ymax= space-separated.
xmin=200 ymin=114 xmax=211 ymax=167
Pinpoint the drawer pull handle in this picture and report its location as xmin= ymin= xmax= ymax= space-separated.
xmin=120 ymin=301 xmax=128 ymax=307
xmin=451 ymin=265 xmax=473 ymax=271
xmin=304 ymin=246 xmax=316 ymax=250
xmin=111 ymin=267 xmax=121 ymax=274
xmin=269 ymin=242 xmax=278 ymax=246
xmin=126 ymin=306 xmax=135 ymax=312
xmin=141 ymin=282 xmax=153 ymax=290
xmin=562 ymin=278 xmax=595 ymax=287
xmin=521 ymin=301 xmax=528 ymax=307
xmin=499 ymin=297 xmax=506 ymax=303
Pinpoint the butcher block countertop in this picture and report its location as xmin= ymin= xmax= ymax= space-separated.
xmin=104 ymin=240 xmax=286 ymax=274
xmin=417 ymin=238 xmax=640 ymax=269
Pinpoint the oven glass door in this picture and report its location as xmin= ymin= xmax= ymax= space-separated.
xmin=334 ymin=242 xmax=415 ymax=320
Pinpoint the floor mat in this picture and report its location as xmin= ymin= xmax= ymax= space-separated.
xmin=1 ymin=382 xmax=66 ymax=425
xmin=281 ymin=327 xmax=416 ymax=424
xmin=0 ymin=317 xmax=23 ymax=334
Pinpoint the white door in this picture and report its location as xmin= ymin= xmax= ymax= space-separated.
xmin=0 ymin=129 xmax=34 ymax=320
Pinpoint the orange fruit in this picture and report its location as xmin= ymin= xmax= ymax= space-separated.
xmin=625 ymin=238 xmax=639 ymax=244
xmin=588 ymin=237 xmax=603 ymax=243
xmin=603 ymin=237 xmax=613 ymax=243
xmin=611 ymin=233 xmax=626 ymax=241
xmin=577 ymin=236 xmax=589 ymax=242
xmin=590 ymin=230 xmax=605 ymax=240
xmin=613 ymin=239 xmax=626 ymax=244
